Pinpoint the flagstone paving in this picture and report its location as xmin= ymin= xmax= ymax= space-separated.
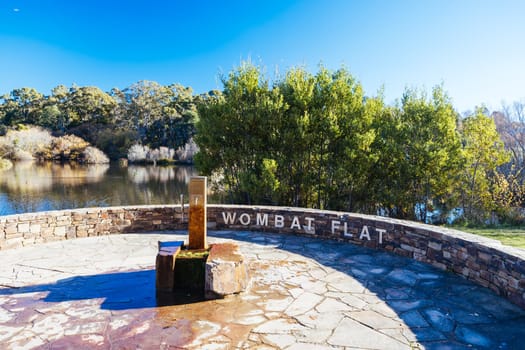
xmin=1 ymin=230 xmax=525 ymax=349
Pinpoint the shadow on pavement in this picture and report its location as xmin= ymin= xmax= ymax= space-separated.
xmin=0 ymin=269 xmax=204 ymax=310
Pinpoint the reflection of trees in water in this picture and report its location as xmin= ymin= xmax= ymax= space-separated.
xmin=123 ymin=166 xmax=196 ymax=205
xmin=0 ymin=161 xmax=109 ymax=192
xmin=0 ymin=162 xmax=197 ymax=215
xmin=0 ymin=161 xmax=52 ymax=192
xmin=126 ymin=165 xmax=197 ymax=184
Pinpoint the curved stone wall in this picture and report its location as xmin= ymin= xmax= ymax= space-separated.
xmin=1 ymin=204 xmax=524 ymax=309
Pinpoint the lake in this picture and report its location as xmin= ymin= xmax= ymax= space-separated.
xmin=0 ymin=162 xmax=199 ymax=215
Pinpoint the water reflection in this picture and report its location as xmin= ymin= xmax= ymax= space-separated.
xmin=0 ymin=161 xmax=110 ymax=192
xmin=127 ymin=165 xmax=194 ymax=184
xmin=0 ymin=162 xmax=197 ymax=215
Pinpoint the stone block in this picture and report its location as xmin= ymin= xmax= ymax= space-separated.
xmin=66 ymin=228 xmax=76 ymax=239
xmin=205 ymin=243 xmax=248 ymax=299
xmin=428 ymin=241 xmax=442 ymax=251
xmin=76 ymin=229 xmax=88 ymax=238
xmin=5 ymin=224 xmax=18 ymax=235
xmin=18 ymin=223 xmax=30 ymax=233
xmin=4 ymin=237 xmax=24 ymax=249
xmin=30 ymin=224 xmax=41 ymax=234
xmin=40 ymin=227 xmax=54 ymax=237
xmin=156 ymin=241 xmax=183 ymax=292
xmin=54 ymin=226 xmax=66 ymax=237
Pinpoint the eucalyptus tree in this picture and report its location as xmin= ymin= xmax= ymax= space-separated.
xmin=145 ymin=84 xmax=198 ymax=150
xmin=66 ymin=85 xmax=117 ymax=126
xmin=0 ymin=87 xmax=44 ymax=126
xmin=123 ymin=81 xmax=197 ymax=150
xmin=37 ymin=85 xmax=71 ymax=131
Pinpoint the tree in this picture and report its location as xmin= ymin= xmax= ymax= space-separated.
xmin=44 ymin=85 xmax=71 ymax=131
xmin=373 ymin=87 xmax=462 ymax=221
xmin=123 ymin=81 xmax=197 ymax=151
xmin=0 ymin=88 xmax=44 ymax=125
xmin=274 ymin=66 xmax=377 ymax=211
xmin=196 ymin=63 xmax=381 ymax=211
xmin=494 ymin=101 xmax=525 ymax=171
xmin=66 ymin=86 xmax=117 ymax=126
xmin=460 ymin=108 xmax=510 ymax=222
xmin=195 ymin=62 xmax=285 ymax=204
xmin=311 ymin=67 xmax=376 ymax=211
xmin=274 ymin=67 xmax=316 ymax=207
xmin=145 ymin=84 xmax=198 ymax=150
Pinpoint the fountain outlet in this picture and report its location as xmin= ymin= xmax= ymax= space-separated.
xmin=155 ymin=176 xmax=248 ymax=300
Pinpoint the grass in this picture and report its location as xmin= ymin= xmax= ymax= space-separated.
xmin=449 ymin=225 xmax=525 ymax=249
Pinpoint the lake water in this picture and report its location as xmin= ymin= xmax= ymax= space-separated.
xmin=0 ymin=162 xmax=199 ymax=215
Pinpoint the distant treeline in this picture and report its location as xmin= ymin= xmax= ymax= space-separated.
xmin=0 ymin=81 xmax=214 ymax=161
xmin=1 ymin=63 xmax=525 ymax=224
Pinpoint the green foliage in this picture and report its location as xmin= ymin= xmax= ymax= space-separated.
xmin=195 ymin=62 xmax=285 ymax=204
xmin=0 ymin=88 xmax=44 ymax=126
xmin=459 ymin=108 xmax=511 ymax=222
xmin=95 ymin=128 xmax=138 ymax=160
xmin=0 ymin=81 xmax=199 ymax=160
xmin=381 ymin=87 xmax=462 ymax=220
xmin=0 ymin=63 xmax=519 ymax=223
xmin=123 ymin=82 xmax=197 ymax=151
xmin=195 ymin=61 xmax=515 ymax=223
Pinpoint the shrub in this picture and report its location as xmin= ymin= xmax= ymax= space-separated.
xmin=0 ymin=125 xmax=110 ymax=163
xmin=0 ymin=126 xmax=54 ymax=159
xmin=0 ymin=157 xmax=12 ymax=170
xmin=127 ymin=144 xmax=175 ymax=164
xmin=82 ymin=146 xmax=110 ymax=164
xmin=95 ymin=128 xmax=137 ymax=160
xmin=158 ymin=146 xmax=174 ymax=161
xmin=47 ymin=134 xmax=90 ymax=162
xmin=11 ymin=149 xmax=34 ymax=161
xmin=175 ymin=138 xmax=199 ymax=163
xmin=127 ymin=144 xmax=150 ymax=162
xmin=147 ymin=148 xmax=160 ymax=163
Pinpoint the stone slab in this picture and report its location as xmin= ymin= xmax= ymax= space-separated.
xmin=155 ymin=240 xmax=183 ymax=292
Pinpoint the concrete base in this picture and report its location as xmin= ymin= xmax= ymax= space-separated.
xmin=205 ymin=243 xmax=248 ymax=299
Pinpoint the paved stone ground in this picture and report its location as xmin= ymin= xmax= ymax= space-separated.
xmin=1 ymin=230 xmax=525 ymax=349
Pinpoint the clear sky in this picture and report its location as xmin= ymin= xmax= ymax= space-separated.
xmin=1 ymin=0 xmax=524 ymax=113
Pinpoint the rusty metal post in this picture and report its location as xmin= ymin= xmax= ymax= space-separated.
xmin=188 ymin=176 xmax=207 ymax=249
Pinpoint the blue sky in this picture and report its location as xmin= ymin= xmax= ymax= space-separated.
xmin=1 ymin=0 xmax=524 ymax=113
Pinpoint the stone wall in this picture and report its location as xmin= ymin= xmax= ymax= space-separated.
xmin=0 ymin=205 xmax=185 ymax=250
xmin=1 ymin=204 xmax=525 ymax=309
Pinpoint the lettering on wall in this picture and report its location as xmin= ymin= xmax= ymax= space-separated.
xmin=221 ymin=211 xmax=386 ymax=244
